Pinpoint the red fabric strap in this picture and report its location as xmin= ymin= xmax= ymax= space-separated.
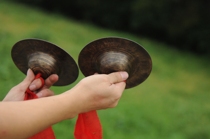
xmin=24 ymin=73 xmax=44 ymax=100
xmin=74 ymin=110 xmax=102 ymax=139
xmin=24 ymin=73 xmax=56 ymax=139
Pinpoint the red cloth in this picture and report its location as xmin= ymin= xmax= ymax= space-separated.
xmin=24 ymin=73 xmax=56 ymax=139
xmin=74 ymin=110 xmax=102 ymax=139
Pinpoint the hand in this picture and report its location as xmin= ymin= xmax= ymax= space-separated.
xmin=3 ymin=69 xmax=59 ymax=101
xmin=70 ymin=71 xmax=129 ymax=113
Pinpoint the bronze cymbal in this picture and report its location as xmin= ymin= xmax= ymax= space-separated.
xmin=11 ymin=39 xmax=79 ymax=86
xmin=78 ymin=37 xmax=152 ymax=89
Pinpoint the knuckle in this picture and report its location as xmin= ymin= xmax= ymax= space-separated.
xmin=109 ymin=102 xmax=118 ymax=108
xmin=98 ymin=74 xmax=109 ymax=82
xmin=45 ymin=89 xmax=54 ymax=97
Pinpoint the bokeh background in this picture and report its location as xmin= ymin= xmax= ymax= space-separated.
xmin=0 ymin=0 xmax=209 ymax=139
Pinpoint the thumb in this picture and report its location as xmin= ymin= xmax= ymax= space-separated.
xmin=108 ymin=71 xmax=129 ymax=84
xmin=19 ymin=69 xmax=35 ymax=89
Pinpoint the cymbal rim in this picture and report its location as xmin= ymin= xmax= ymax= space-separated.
xmin=78 ymin=37 xmax=152 ymax=89
xmin=11 ymin=38 xmax=79 ymax=86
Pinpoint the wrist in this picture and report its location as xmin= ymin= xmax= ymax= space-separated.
xmin=63 ymin=85 xmax=91 ymax=115
xmin=57 ymin=92 xmax=80 ymax=119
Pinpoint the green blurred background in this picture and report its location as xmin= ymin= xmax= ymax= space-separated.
xmin=0 ymin=1 xmax=210 ymax=139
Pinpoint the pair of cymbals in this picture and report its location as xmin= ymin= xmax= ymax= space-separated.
xmin=12 ymin=37 xmax=152 ymax=88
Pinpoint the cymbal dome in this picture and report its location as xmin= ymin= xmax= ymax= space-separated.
xmin=11 ymin=39 xmax=79 ymax=86
xmin=78 ymin=37 xmax=152 ymax=89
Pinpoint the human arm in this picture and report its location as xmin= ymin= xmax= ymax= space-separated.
xmin=0 ymin=71 xmax=128 ymax=139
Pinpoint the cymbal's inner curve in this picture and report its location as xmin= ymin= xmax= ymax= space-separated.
xmin=28 ymin=52 xmax=60 ymax=79
xmin=96 ymin=51 xmax=132 ymax=75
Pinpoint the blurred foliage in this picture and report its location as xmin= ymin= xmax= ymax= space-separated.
xmin=0 ymin=1 xmax=210 ymax=139
xmin=7 ymin=0 xmax=210 ymax=55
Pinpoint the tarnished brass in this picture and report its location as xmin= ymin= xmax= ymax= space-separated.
xmin=78 ymin=37 xmax=152 ymax=89
xmin=11 ymin=39 xmax=79 ymax=86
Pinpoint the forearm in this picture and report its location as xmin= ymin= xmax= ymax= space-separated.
xmin=0 ymin=92 xmax=78 ymax=139
xmin=0 ymin=71 xmax=127 ymax=139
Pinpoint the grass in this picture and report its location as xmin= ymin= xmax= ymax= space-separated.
xmin=0 ymin=1 xmax=210 ymax=139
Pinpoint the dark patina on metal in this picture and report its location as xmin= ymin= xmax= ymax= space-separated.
xmin=11 ymin=39 xmax=79 ymax=86
xmin=78 ymin=37 xmax=152 ymax=89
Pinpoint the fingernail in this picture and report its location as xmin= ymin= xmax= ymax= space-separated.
xmin=27 ymin=69 xmax=33 ymax=76
xmin=120 ymin=72 xmax=129 ymax=80
xmin=29 ymin=84 xmax=36 ymax=90
xmin=26 ymin=69 xmax=30 ymax=76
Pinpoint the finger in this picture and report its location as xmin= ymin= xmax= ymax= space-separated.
xmin=29 ymin=74 xmax=58 ymax=91
xmin=36 ymin=89 xmax=54 ymax=98
xmin=108 ymin=71 xmax=129 ymax=84
xmin=106 ymin=82 xmax=126 ymax=108
xmin=110 ymin=81 xmax=126 ymax=94
xmin=29 ymin=78 xmax=42 ymax=91
xmin=19 ymin=69 xmax=35 ymax=89
xmin=43 ymin=74 xmax=59 ymax=89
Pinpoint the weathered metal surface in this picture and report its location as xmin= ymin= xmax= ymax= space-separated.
xmin=11 ymin=39 xmax=79 ymax=86
xmin=78 ymin=37 xmax=152 ymax=89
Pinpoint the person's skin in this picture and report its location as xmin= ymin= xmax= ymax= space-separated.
xmin=0 ymin=69 xmax=128 ymax=139
xmin=3 ymin=69 xmax=59 ymax=102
